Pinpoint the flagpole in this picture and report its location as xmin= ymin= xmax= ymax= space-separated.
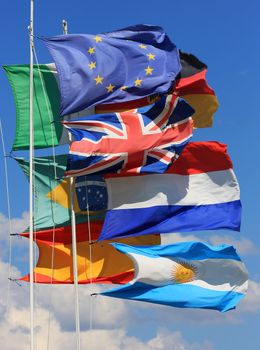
xmin=29 ymin=1 xmax=35 ymax=349
xmin=62 ymin=19 xmax=81 ymax=350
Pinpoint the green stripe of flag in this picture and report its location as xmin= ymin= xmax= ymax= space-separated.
xmin=3 ymin=64 xmax=65 ymax=150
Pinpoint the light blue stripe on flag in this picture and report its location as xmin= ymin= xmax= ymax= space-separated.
xmin=99 ymin=282 xmax=246 ymax=312
xmin=97 ymin=242 xmax=248 ymax=312
xmin=111 ymin=241 xmax=242 ymax=261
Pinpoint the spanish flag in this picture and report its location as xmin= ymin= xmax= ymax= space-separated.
xmin=20 ymin=222 xmax=160 ymax=284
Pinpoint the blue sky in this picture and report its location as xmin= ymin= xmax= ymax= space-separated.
xmin=0 ymin=1 xmax=260 ymax=349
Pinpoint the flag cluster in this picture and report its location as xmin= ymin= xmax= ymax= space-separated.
xmin=4 ymin=24 xmax=248 ymax=312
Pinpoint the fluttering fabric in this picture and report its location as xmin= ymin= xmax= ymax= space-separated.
xmin=175 ymin=51 xmax=219 ymax=128
xmin=98 ymin=142 xmax=241 ymax=241
xmin=20 ymin=227 xmax=160 ymax=284
xmin=97 ymin=242 xmax=248 ymax=312
xmin=43 ymin=24 xmax=181 ymax=115
xmin=15 ymin=155 xmax=105 ymax=231
xmin=63 ymin=94 xmax=193 ymax=176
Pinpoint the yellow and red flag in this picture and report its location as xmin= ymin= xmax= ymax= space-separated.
xmin=20 ymin=222 xmax=160 ymax=284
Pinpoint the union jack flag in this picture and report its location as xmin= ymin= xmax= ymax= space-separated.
xmin=63 ymin=94 xmax=194 ymax=177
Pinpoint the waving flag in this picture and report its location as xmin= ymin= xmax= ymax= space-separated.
xmin=20 ymin=226 xmax=160 ymax=285
xmin=175 ymin=51 xmax=219 ymax=128
xmin=98 ymin=142 xmax=241 ymax=241
xmin=43 ymin=24 xmax=181 ymax=115
xmin=97 ymin=242 xmax=248 ymax=312
xmin=63 ymin=94 xmax=193 ymax=177
xmin=3 ymin=64 xmax=62 ymax=150
xmin=15 ymin=155 xmax=105 ymax=231
xmin=3 ymin=64 xmax=93 ymax=150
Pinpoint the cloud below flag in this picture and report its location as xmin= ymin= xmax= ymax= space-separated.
xmin=98 ymin=142 xmax=241 ymax=241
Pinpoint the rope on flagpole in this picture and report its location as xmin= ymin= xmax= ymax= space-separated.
xmin=28 ymin=1 xmax=35 ymax=348
xmin=84 ymin=178 xmax=94 ymax=334
xmin=0 ymin=118 xmax=14 ymax=316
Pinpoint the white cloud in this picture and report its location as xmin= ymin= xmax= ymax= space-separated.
xmin=208 ymin=235 xmax=259 ymax=256
xmin=0 ymin=309 xmax=215 ymax=350
xmin=0 ymin=280 xmax=216 ymax=350
xmin=0 ymin=211 xmax=29 ymax=263
xmin=78 ymin=328 xmax=213 ymax=350
xmin=0 ymin=211 xmax=29 ymax=238
xmin=238 ymin=280 xmax=260 ymax=312
xmin=147 ymin=329 xmax=214 ymax=350
xmin=34 ymin=284 xmax=127 ymax=331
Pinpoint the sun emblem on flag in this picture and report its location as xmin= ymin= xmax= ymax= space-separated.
xmin=171 ymin=260 xmax=197 ymax=284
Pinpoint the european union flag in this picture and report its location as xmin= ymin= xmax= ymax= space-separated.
xmin=43 ymin=24 xmax=181 ymax=116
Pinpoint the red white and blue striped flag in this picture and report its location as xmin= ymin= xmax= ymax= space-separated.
xmin=98 ymin=142 xmax=241 ymax=241
xmin=63 ymin=94 xmax=194 ymax=177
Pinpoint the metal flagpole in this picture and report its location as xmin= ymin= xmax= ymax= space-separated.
xmin=70 ymin=173 xmax=81 ymax=350
xmin=29 ymin=1 xmax=35 ymax=349
xmin=62 ymin=19 xmax=81 ymax=350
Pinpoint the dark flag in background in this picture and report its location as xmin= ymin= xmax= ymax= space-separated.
xmin=175 ymin=51 xmax=219 ymax=128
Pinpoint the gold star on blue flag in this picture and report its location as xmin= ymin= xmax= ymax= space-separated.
xmin=43 ymin=24 xmax=181 ymax=116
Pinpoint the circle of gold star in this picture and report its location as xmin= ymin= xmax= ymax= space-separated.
xmin=94 ymin=35 xmax=103 ymax=43
xmin=88 ymin=47 xmax=95 ymax=55
xmin=139 ymin=44 xmax=147 ymax=49
xmin=106 ymin=83 xmax=115 ymax=93
xmin=134 ymin=78 xmax=142 ymax=87
xmin=94 ymin=75 xmax=104 ymax=85
xmin=88 ymin=61 xmax=96 ymax=70
xmin=147 ymin=53 xmax=155 ymax=60
xmin=145 ymin=66 xmax=154 ymax=75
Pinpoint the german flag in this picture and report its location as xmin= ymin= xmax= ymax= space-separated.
xmin=20 ymin=222 xmax=160 ymax=284
xmin=175 ymin=51 xmax=219 ymax=128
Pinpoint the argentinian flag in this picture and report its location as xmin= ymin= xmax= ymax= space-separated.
xmin=97 ymin=242 xmax=248 ymax=312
